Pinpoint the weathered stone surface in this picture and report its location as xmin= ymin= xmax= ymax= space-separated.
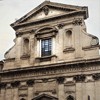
xmin=0 ymin=1 xmax=100 ymax=100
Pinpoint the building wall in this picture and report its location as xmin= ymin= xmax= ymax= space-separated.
xmin=0 ymin=1 xmax=100 ymax=100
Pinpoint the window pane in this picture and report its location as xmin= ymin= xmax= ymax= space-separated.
xmin=41 ymin=38 xmax=52 ymax=56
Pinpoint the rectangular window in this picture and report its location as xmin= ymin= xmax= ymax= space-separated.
xmin=41 ymin=38 xmax=52 ymax=57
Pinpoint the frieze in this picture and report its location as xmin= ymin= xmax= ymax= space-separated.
xmin=1 ymin=60 xmax=100 ymax=82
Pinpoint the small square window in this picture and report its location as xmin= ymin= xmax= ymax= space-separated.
xmin=41 ymin=38 xmax=52 ymax=57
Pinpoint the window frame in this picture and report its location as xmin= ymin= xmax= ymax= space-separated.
xmin=41 ymin=38 xmax=52 ymax=57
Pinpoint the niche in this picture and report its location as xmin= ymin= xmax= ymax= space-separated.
xmin=65 ymin=30 xmax=72 ymax=48
xmin=23 ymin=38 xmax=29 ymax=56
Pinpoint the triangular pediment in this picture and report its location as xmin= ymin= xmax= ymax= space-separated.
xmin=11 ymin=1 xmax=88 ymax=29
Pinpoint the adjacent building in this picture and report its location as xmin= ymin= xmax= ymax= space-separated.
xmin=0 ymin=1 xmax=100 ymax=100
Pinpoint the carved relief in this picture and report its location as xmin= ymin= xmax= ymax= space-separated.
xmin=57 ymin=23 xmax=65 ymax=29
xmin=56 ymin=77 xmax=65 ymax=84
xmin=43 ymin=6 xmax=49 ymax=15
xmin=92 ymin=73 xmax=100 ymax=80
xmin=0 ymin=82 xmax=7 ymax=88
xmin=72 ymin=18 xmax=82 ymax=25
xmin=27 ymin=80 xmax=34 ymax=86
xmin=91 ymin=37 xmax=99 ymax=46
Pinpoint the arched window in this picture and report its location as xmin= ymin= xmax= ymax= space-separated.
xmin=23 ymin=38 xmax=29 ymax=55
xmin=67 ymin=95 xmax=74 ymax=100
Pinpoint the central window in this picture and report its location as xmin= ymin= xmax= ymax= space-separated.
xmin=41 ymin=38 xmax=52 ymax=57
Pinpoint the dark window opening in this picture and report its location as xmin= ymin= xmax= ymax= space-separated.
xmin=41 ymin=38 xmax=52 ymax=57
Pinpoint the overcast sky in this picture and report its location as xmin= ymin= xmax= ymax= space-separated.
xmin=0 ymin=0 xmax=100 ymax=60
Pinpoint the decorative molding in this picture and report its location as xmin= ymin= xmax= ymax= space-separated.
xmin=82 ymin=45 xmax=99 ymax=51
xmin=35 ymin=26 xmax=58 ymax=39
xmin=20 ymin=54 xmax=30 ymax=59
xmin=4 ymin=58 xmax=15 ymax=62
xmin=35 ymin=55 xmax=57 ymax=62
xmin=63 ymin=47 xmax=75 ymax=53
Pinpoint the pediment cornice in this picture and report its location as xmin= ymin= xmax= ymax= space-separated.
xmin=11 ymin=1 xmax=88 ymax=30
xmin=11 ymin=10 xmax=86 ymax=30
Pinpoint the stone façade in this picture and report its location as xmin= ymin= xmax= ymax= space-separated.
xmin=0 ymin=1 xmax=100 ymax=100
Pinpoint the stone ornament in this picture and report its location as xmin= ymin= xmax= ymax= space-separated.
xmin=56 ymin=77 xmax=65 ymax=84
xmin=27 ymin=80 xmax=34 ymax=86
xmin=11 ymin=81 xmax=20 ymax=87
xmin=92 ymin=73 xmax=100 ymax=80
xmin=43 ymin=6 xmax=49 ymax=15
xmin=73 ymin=18 xmax=82 ymax=25
xmin=74 ymin=75 xmax=86 ymax=82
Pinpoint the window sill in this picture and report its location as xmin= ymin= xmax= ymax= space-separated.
xmin=35 ymin=55 xmax=57 ymax=62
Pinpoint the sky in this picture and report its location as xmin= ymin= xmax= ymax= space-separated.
xmin=0 ymin=0 xmax=100 ymax=60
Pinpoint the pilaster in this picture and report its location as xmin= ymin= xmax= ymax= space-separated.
xmin=57 ymin=77 xmax=65 ymax=100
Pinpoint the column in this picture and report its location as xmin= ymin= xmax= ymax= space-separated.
xmin=57 ymin=77 xmax=65 ymax=100
xmin=73 ymin=18 xmax=83 ymax=58
xmin=15 ymin=36 xmax=22 ymax=67
xmin=74 ymin=75 xmax=86 ymax=100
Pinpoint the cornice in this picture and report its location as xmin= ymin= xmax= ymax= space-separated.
xmin=12 ymin=10 xmax=86 ymax=30
xmin=11 ymin=1 xmax=88 ymax=27
xmin=1 ymin=57 xmax=100 ymax=75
